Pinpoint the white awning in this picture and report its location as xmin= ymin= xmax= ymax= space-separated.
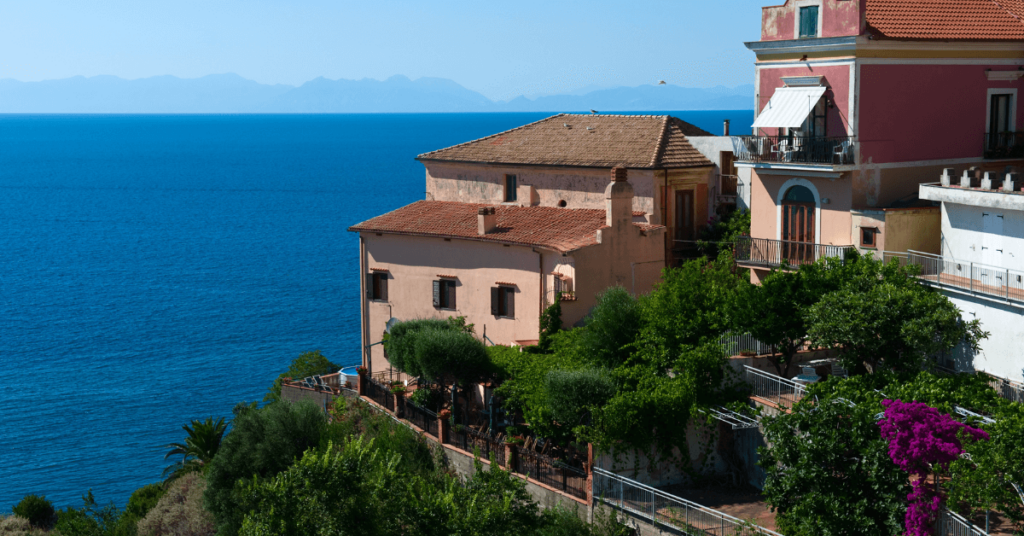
xmin=751 ymin=86 xmax=827 ymax=129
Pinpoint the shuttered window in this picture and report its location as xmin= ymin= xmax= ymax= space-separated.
xmin=367 ymin=272 xmax=388 ymax=301
xmin=490 ymin=286 xmax=515 ymax=318
xmin=505 ymin=175 xmax=518 ymax=202
xmin=433 ymin=279 xmax=456 ymax=309
xmin=799 ymin=6 xmax=818 ymax=38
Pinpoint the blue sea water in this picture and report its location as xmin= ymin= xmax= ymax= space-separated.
xmin=0 ymin=110 xmax=753 ymax=511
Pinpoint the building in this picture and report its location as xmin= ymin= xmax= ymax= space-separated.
xmin=417 ymin=114 xmax=719 ymax=265
xmin=738 ymin=0 xmax=1024 ymax=280
xmin=350 ymin=168 xmax=665 ymax=376
xmin=915 ymin=171 xmax=1024 ymax=383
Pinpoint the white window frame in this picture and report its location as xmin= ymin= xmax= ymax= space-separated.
xmin=985 ymin=88 xmax=1018 ymax=133
xmin=793 ymin=0 xmax=824 ymax=39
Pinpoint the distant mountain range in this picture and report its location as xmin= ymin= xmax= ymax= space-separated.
xmin=0 ymin=73 xmax=753 ymax=113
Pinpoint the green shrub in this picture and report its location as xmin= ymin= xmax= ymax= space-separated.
xmin=408 ymin=386 xmax=444 ymax=411
xmin=264 ymin=350 xmax=339 ymax=402
xmin=0 ymin=515 xmax=48 ymax=536
xmin=124 ymin=484 xmax=166 ymax=520
xmin=544 ymin=369 xmax=615 ymax=428
xmin=579 ymin=287 xmax=641 ymax=368
xmin=204 ymin=400 xmax=326 ymax=536
xmin=12 ymin=495 xmax=53 ymax=528
xmin=414 ymin=328 xmax=491 ymax=386
xmin=384 ymin=318 xmax=453 ymax=377
xmin=137 ymin=473 xmax=214 ymax=536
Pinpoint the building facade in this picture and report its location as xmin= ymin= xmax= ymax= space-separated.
xmin=739 ymin=0 xmax=1024 ymax=281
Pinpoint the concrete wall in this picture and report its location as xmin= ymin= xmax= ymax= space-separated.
xmin=687 ymin=136 xmax=755 ymax=210
xmin=424 ymin=162 xmax=659 ymax=222
xmin=941 ymin=202 xmax=1024 ymax=269
xmin=761 ymin=0 xmax=864 ymax=41
xmin=943 ymin=292 xmax=1024 ymax=383
xmin=884 ymin=207 xmax=940 ymax=255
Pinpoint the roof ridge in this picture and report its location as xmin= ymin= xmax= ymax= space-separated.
xmin=416 ymin=114 xmax=565 ymax=160
xmin=650 ymin=116 xmax=671 ymax=167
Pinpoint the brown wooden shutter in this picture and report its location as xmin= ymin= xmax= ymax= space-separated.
xmin=491 ymin=287 xmax=500 ymax=315
xmin=433 ymin=280 xmax=441 ymax=308
xmin=506 ymin=288 xmax=514 ymax=318
xmin=448 ymin=281 xmax=456 ymax=310
xmin=380 ymin=274 xmax=388 ymax=302
xmin=366 ymin=274 xmax=373 ymax=299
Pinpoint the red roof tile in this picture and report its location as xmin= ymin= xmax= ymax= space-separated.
xmin=867 ymin=0 xmax=1024 ymax=40
xmin=349 ymin=201 xmax=663 ymax=254
xmin=417 ymin=114 xmax=714 ymax=169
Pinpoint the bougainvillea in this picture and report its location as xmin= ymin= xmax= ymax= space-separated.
xmin=878 ymin=399 xmax=989 ymax=536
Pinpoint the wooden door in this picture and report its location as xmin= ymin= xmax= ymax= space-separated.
xmin=675 ymin=189 xmax=694 ymax=241
xmin=782 ymin=202 xmax=815 ymax=264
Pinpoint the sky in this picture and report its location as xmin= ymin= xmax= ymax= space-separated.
xmin=0 ymin=0 xmax=770 ymax=101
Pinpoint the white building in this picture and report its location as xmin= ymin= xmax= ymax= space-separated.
xmin=918 ymin=169 xmax=1024 ymax=383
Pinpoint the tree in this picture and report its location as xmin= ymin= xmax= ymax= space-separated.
xmin=731 ymin=268 xmax=816 ymax=376
xmin=137 ymin=473 xmax=216 ymax=536
xmin=537 ymin=295 xmax=563 ymax=352
xmin=414 ymin=328 xmax=492 ymax=386
xmin=579 ymin=287 xmax=641 ymax=369
xmin=383 ymin=317 xmax=476 ymax=380
xmin=806 ymin=257 xmax=987 ymax=374
xmin=761 ymin=399 xmax=908 ymax=536
xmin=544 ymin=368 xmax=616 ymax=430
xmin=265 ymin=350 xmax=339 ymax=402
xmin=162 ymin=417 xmax=227 ymax=481
xmin=204 ymin=401 xmax=327 ymax=536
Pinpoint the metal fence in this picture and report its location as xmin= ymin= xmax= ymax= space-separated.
xmin=593 ymin=468 xmax=782 ymax=536
xmin=364 ymin=377 xmax=394 ymax=412
xmin=892 ymin=251 xmax=1024 ymax=304
xmin=990 ymin=376 xmax=1024 ymax=404
xmin=734 ymin=236 xmax=855 ymax=270
xmin=512 ymin=445 xmax=588 ymax=500
xmin=405 ymin=400 xmax=438 ymax=438
xmin=935 ymin=508 xmax=989 ymax=536
xmin=984 ymin=131 xmax=1024 ymax=159
xmin=448 ymin=425 xmax=506 ymax=466
xmin=745 ymin=366 xmax=806 ymax=408
xmin=720 ymin=331 xmax=773 ymax=357
xmin=736 ymin=135 xmax=855 ymax=165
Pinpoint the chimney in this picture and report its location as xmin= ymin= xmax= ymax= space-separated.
xmin=940 ymin=168 xmax=954 ymax=187
xmin=477 ymin=207 xmax=497 ymax=235
xmin=723 ymin=119 xmax=731 ymax=137
xmin=605 ymin=167 xmax=634 ymax=228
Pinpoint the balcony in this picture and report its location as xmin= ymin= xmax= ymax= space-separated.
xmin=983 ymin=131 xmax=1024 ymax=159
xmin=883 ymin=251 xmax=1024 ymax=305
xmin=734 ymin=236 xmax=855 ymax=270
xmin=736 ymin=135 xmax=855 ymax=166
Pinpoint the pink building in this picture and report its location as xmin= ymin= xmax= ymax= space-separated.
xmin=738 ymin=0 xmax=1024 ymax=280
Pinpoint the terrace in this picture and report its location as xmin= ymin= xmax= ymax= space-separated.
xmin=734 ymin=236 xmax=855 ymax=270
xmin=883 ymin=250 xmax=1024 ymax=307
xmin=735 ymin=135 xmax=855 ymax=166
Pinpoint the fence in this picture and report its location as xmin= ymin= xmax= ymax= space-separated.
xmin=405 ymin=400 xmax=438 ymax=438
xmin=447 ymin=425 xmax=506 ymax=466
xmin=734 ymin=236 xmax=854 ymax=270
xmin=720 ymin=331 xmax=773 ymax=357
xmin=935 ymin=508 xmax=989 ymax=536
xmin=990 ymin=376 xmax=1024 ymax=404
xmin=364 ymin=377 xmax=394 ymax=412
xmin=888 ymin=250 xmax=1024 ymax=305
xmin=736 ymin=135 xmax=855 ymax=166
xmin=512 ymin=445 xmax=588 ymax=500
xmin=745 ymin=366 xmax=806 ymax=408
xmin=593 ymin=468 xmax=782 ymax=536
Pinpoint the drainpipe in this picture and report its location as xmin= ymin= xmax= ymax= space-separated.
xmin=360 ymin=235 xmax=370 ymax=372
xmin=534 ymin=248 xmax=543 ymax=337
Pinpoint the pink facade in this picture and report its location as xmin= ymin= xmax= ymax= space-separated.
xmin=756 ymin=64 xmax=852 ymax=136
xmin=761 ymin=0 xmax=864 ymax=41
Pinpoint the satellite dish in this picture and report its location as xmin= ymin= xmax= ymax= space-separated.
xmin=385 ymin=317 xmax=401 ymax=334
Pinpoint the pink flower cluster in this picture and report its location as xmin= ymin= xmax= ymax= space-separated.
xmin=877 ymin=399 xmax=989 ymax=536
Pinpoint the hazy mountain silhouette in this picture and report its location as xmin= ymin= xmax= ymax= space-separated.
xmin=0 ymin=73 xmax=753 ymax=113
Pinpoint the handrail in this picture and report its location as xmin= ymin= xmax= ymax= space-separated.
xmin=734 ymin=236 xmax=855 ymax=270
xmin=899 ymin=251 xmax=1024 ymax=305
xmin=735 ymin=135 xmax=855 ymax=165
xmin=936 ymin=508 xmax=988 ymax=536
xmin=593 ymin=467 xmax=783 ymax=536
xmin=745 ymin=366 xmax=807 ymax=408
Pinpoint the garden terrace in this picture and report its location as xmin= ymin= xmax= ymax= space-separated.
xmin=884 ymin=250 xmax=1024 ymax=306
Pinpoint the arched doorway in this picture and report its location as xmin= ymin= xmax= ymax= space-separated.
xmin=781 ymin=185 xmax=816 ymax=264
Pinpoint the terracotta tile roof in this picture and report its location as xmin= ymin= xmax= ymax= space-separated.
xmin=866 ymin=0 xmax=1024 ymax=40
xmin=417 ymin=114 xmax=714 ymax=169
xmin=349 ymin=201 xmax=664 ymax=254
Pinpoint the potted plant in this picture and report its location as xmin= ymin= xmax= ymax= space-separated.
xmin=356 ymin=366 xmax=368 ymax=375
xmin=439 ymin=408 xmax=451 ymax=420
xmin=390 ymin=385 xmax=407 ymax=395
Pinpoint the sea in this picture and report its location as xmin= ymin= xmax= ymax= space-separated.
xmin=0 ymin=110 xmax=754 ymax=511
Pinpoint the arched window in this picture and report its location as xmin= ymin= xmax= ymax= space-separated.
xmin=781 ymin=185 xmax=816 ymax=264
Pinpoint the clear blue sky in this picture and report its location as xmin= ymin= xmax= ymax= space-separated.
xmin=1 ymin=0 xmax=769 ymax=100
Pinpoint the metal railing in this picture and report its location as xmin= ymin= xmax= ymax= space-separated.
xmin=405 ymin=400 xmax=438 ymax=438
xmin=736 ymin=135 xmax=855 ymax=165
xmin=984 ymin=131 xmax=1024 ymax=159
xmin=735 ymin=236 xmax=855 ymax=270
xmin=989 ymin=375 xmax=1024 ymax=404
xmin=720 ymin=331 xmax=773 ymax=357
xmin=745 ymin=366 xmax=806 ymax=408
xmin=593 ymin=468 xmax=782 ymax=535
xmin=364 ymin=377 xmax=394 ymax=412
xmin=448 ymin=425 xmax=506 ymax=466
xmin=935 ymin=508 xmax=989 ymax=536
xmin=893 ymin=251 xmax=1024 ymax=305
xmin=513 ymin=445 xmax=588 ymax=500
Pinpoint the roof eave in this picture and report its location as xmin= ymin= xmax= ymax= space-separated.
xmin=349 ymin=227 xmax=589 ymax=255
xmin=416 ymin=157 xmax=714 ymax=170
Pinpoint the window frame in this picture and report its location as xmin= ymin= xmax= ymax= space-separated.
xmin=367 ymin=271 xmax=388 ymax=302
xmin=986 ymin=89 xmax=1017 ymax=134
xmin=491 ymin=285 xmax=515 ymax=318
xmin=860 ymin=227 xmax=878 ymax=248
xmin=793 ymin=0 xmax=822 ymax=39
xmin=504 ymin=174 xmax=518 ymax=202
xmin=433 ymin=279 xmax=457 ymax=310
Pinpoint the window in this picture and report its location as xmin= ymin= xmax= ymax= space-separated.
xmin=366 ymin=272 xmax=388 ymax=301
xmin=433 ymin=279 xmax=456 ymax=309
xmin=860 ymin=227 xmax=878 ymax=248
xmin=504 ymin=174 xmax=518 ymax=202
xmin=799 ymin=6 xmax=819 ymax=38
xmin=491 ymin=286 xmax=515 ymax=318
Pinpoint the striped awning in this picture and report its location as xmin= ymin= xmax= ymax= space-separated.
xmin=752 ymin=86 xmax=827 ymax=129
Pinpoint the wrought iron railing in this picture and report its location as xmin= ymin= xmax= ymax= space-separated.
xmin=984 ymin=131 xmax=1024 ymax=159
xmin=734 ymin=236 xmax=854 ymax=269
xmin=935 ymin=508 xmax=989 ymax=536
xmin=888 ymin=251 xmax=1024 ymax=305
xmin=745 ymin=366 xmax=807 ymax=408
xmin=448 ymin=425 xmax=505 ymax=466
xmin=736 ymin=135 xmax=854 ymax=165
xmin=405 ymin=400 xmax=438 ymax=437
xmin=592 ymin=468 xmax=782 ymax=535
xmin=364 ymin=378 xmax=394 ymax=412
xmin=512 ymin=445 xmax=588 ymax=500
xmin=720 ymin=331 xmax=773 ymax=357
xmin=988 ymin=374 xmax=1024 ymax=404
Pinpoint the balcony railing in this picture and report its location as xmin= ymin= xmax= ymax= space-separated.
xmin=883 ymin=251 xmax=1024 ymax=305
xmin=736 ymin=135 xmax=855 ymax=165
xmin=983 ymin=131 xmax=1024 ymax=159
xmin=745 ymin=366 xmax=807 ymax=408
xmin=735 ymin=236 xmax=855 ymax=269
